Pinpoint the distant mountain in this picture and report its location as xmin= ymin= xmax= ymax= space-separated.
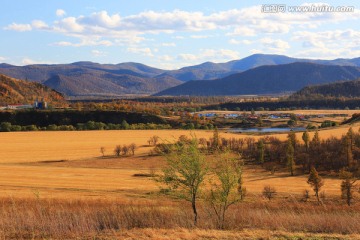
xmin=2 ymin=54 xmax=360 ymax=97
xmin=158 ymin=62 xmax=235 ymax=81
xmin=292 ymin=78 xmax=360 ymax=98
xmin=0 ymin=63 xmax=181 ymax=97
xmin=156 ymin=54 xmax=360 ymax=81
xmin=71 ymin=61 xmax=165 ymax=78
xmin=0 ymin=74 xmax=65 ymax=105
xmin=220 ymin=54 xmax=360 ymax=71
xmin=154 ymin=63 xmax=360 ymax=96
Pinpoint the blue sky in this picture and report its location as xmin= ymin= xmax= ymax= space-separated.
xmin=1 ymin=0 xmax=359 ymax=69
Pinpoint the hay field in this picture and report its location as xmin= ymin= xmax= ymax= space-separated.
xmin=0 ymin=128 xmax=352 ymax=200
xmin=1 ymin=125 xmax=358 ymax=164
xmin=0 ymin=130 xmax=239 ymax=163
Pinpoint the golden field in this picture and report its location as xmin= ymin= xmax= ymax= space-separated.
xmin=0 ymin=127 xmax=356 ymax=199
xmin=0 ymin=128 xmax=359 ymax=238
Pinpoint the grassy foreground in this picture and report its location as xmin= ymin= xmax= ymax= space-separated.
xmin=0 ymin=197 xmax=359 ymax=239
xmin=0 ymin=129 xmax=359 ymax=238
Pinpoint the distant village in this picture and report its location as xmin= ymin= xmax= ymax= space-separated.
xmin=0 ymin=98 xmax=48 ymax=110
xmin=192 ymin=112 xmax=348 ymax=121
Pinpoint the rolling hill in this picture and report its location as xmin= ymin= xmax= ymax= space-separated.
xmin=0 ymin=63 xmax=181 ymax=97
xmin=292 ymin=78 xmax=360 ymax=98
xmin=158 ymin=54 xmax=360 ymax=81
xmin=154 ymin=63 xmax=360 ymax=96
xmin=0 ymin=74 xmax=65 ymax=105
xmin=1 ymin=54 xmax=360 ymax=97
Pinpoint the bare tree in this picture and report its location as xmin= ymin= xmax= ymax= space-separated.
xmin=302 ymin=189 xmax=310 ymax=202
xmin=129 ymin=143 xmax=136 ymax=155
xmin=340 ymin=170 xmax=357 ymax=206
xmin=262 ymin=185 xmax=277 ymax=201
xmin=122 ymin=145 xmax=129 ymax=156
xmin=100 ymin=147 xmax=106 ymax=157
xmin=114 ymin=145 xmax=121 ymax=157
xmin=286 ymin=139 xmax=295 ymax=176
xmin=152 ymin=135 xmax=159 ymax=146
xmin=148 ymin=135 xmax=160 ymax=146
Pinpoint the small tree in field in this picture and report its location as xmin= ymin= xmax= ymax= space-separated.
xmin=286 ymin=139 xmax=295 ymax=176
xmin=262 ymin=185 xmax=277 ymax=201
xmin=307 ymin=167 xmax=324 ymax=202
xmin=340 ymin=170 xmax=357 ymax=206
xmin=257 ymin=139 xmax=265 ymax=165
xmin=114 ymin=145 xmax=121 ymax=157
xmin=129 ymin=143 xmax=136 ymax=155
xmin=122 ymin=145 xmax=129 ymax=156
xmin=100 ymin=147 xmax=105 ymax=157
xmin=207 ymin=152 xmax=244 ymax=229
xmin=157 ymin=138 xmax=209 ymax=226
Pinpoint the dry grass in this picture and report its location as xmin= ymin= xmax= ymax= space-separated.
xmin=0 ymin=158 xmax=344 ymax=200
xmin=113 ymin=228 xmax=359 ymax=240
xmin=0 ymin=197 xmax=359 ymax=239
xmin=0 ymin=129 xmax=358 ymax=238
xmin=0 ymin=129 xmax=350 ymax=200
xmin=0 ymin=130 xmax=240 ymax=163
xmin=0 ymin=127 xmax=359 ymax=164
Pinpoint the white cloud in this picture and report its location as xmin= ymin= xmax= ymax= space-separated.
xmin=158 ymin=55 xmax=174 ymax=61
xmin=173 ymin=36 xmax=185 ymax=39
xmin=227 ymin=26 xmax=256 ymax=36
xmin=4 ymin=4 xmax=360 ymax=56
xmin=295 ymin=48 xmax=360 ymax=59
xmin=178 ymin=49 xmax=239 ymax=62
xmin=293 ymin=29 xmax=360 ymax=44
xmin=250 ymin=49 xmax=262 ymax=54
xmin=190 ymin=35 xmax=211 ymax=39
xmin=31 ymin=20 xmax=48 ymax=29
xmin=52 ymin=38 xmax=113 ymax=47
xmin=91 ymin=50 xmax=107 ymax=57
xmin=0 ymin=56 xmax=6 ymax=62
xmin=52 ymin=41 xmax=73 ymax=46
xmin=162 ymin=42 xmax=176 ymax=47
xmin=21 ymin=58 xmax=53 ymax=65
xmin=292 ymin=29 xmax=360 ymax=59
xmin=56 ymin=17 xmax=84 ymax=33
xmin=8 ymin=4 xmax=360 ymax=38
xmin=260 ymin=38 xmax=290 ymax=52
xmin=178 ymin=53 xmax=198 ymax=61
xmin=229 ymin=39 xmax=252 ymax=45
xmin=127 ymin=47 xmax=154 ymax=57
xmin=56 ymin=9 xmax=66 ymax=17
xmin=4 ymin=23 xmax=32 ymax=31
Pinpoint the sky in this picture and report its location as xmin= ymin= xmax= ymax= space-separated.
xmin=1 ymin=0 xmax=360 ymax=69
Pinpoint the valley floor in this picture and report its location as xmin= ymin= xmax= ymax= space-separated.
xmin=0 ymin=128 xmax=359 ymax=238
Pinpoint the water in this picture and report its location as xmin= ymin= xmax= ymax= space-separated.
xmin=229 ymin=127 xmax=306 ymax=133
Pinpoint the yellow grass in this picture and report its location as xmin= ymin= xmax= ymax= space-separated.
xmin=109 ymin=228 xmax=360 ymax=240
xmin=0 ymin=129 xmax=351 ymax=199
xmin=0 ymin=129 xmax=358 ymax=237
xmin=1 ymin=126 xmax=358 ymax=163
xmin=0 ymin=130 xmax=241 ymax=163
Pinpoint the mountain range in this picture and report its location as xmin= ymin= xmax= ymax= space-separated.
xmin=155 ymin=63 xmax=360 ymax=96
xmin=1 ymin=54 xmax=360 ymax=97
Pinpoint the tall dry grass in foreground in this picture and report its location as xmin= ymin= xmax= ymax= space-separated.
xmin=0 ymin=197 xmax=359 ymax=239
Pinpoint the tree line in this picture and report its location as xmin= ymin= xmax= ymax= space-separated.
xmin=153 ymin=133 xmax=359 ymax=229
xmin=0 ymin=121 xmax=171 ymax=132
